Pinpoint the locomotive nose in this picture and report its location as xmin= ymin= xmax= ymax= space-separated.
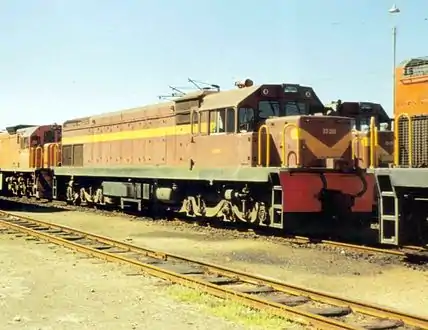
xmin=318 ymin=188 xmax=354 ymax=219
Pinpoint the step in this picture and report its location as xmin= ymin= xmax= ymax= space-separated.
xmin=380 ymin=215 xmax=398 ymax=221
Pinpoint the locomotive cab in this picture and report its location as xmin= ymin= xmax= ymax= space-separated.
xmin=235 ymin=82 xmax=353 ymax=169
xmin=194 ymin=81 xmax=354 ymax=169
xmin=236 ymin=82 xmax=326 ymax=134
xmin=324 ymin=101 xmax=393 ymax=168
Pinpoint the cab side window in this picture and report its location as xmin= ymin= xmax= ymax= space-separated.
xmin=209 ymin=108 xmax=235 ymax=134
xmin=190 ymin=111 xmax=199 ymax=134
xmin=238 ymin=108 xmax=255 ymax=133
xmin=31 ymin=136 xmax=40 ymax=147
xmin=44 ymin=129 xmax=55 ymax=143
xmin=20 ymin=137 xmax=28 ymax=149
xmin=284 ymin=101 xmax=307 ymax=116
xmin=259 ymin=101 xmax=280 ymax=119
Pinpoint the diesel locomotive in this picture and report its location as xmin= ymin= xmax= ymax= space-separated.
xmin=0 ymin=80 xmax=374 ymax=233
xmin=1 ymin=65 xmax=426 ymax=247
xmin=325 ymin=100 xmax=393 ymax=169
xmin=0 ymin=124 xmax=61 ymax=198
xmin=51 ymin=80 xmax=374 ymax=231
xmin=374 ymin=56 xmax=428 ymax=247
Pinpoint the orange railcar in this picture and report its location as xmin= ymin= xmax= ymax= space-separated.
xmin=0 ymin=124 xmax=61 ymax=198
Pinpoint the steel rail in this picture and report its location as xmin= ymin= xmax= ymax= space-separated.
xmin=285 ymin=235 xmax=427 ymax=258
xmin=0 ymin=211 xmax=426 ymax=330
xmin=2 ymin=197 xmax=427 ymax=261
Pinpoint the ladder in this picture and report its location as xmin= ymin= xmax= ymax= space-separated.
xmin=270 ymin=185 xmax=284 ymax=229
xmin=375 ymin=174 xmax=400 ymax=245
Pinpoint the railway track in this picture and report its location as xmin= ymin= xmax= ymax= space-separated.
xmin=0 ymin=211 xmax=427 ymax=330
xmin=1 ymin=196 xmax=427 ymax=266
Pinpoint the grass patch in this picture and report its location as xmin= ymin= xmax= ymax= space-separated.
xmin=163 ymin=283 xmax=306 ymax=329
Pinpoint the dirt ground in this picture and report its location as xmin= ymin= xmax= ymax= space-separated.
xmin=0 ymin=228 xmax=300 ymax=330
xmin=4 ymin=207 xmax=428 ymax=319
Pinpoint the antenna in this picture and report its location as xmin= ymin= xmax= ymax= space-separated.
xmin=168 ymin=85 xmax=185 ymax=95
xmin=157 ymin=86 xmax=186 ymax=100
xmin=158 ymin=93 xmax=182 ymax=100
xmin=188 ymin=78 xmax=220 ymax=91
xmin=157 ymin=79 xmax=220 ymax=100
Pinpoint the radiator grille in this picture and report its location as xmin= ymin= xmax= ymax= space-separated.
xmin=398 ymin=115 xmax=428 ymax=167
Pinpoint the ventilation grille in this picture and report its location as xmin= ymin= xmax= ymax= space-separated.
xmin=398 ymin=115 xmax=428 ymax=167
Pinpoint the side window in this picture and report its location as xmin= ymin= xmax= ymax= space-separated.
xmin=21 ymin=137 xmax=28 ymax=149
xmin=212 ymin=109 xmax=225 ymax=134
xmin=31 ymin=136 xmax=40 ymax=147
xmin=259 ymin=101 xmax=280 ymax=119
xmin=284 ymin=101 xmax=307 ymax=116
xmin=350 ymin=118 xmax=356 ymax=130
xmin=359 ymin=117 xmax=370 ymax=132
xmin=225 ymin=108 xmax=235 ymax=133
xmin=200 ymin=112 xmax=209 ymax=135
xmin=238 ymin=108 xmax=255 ymax=133
xmin=209 ymin=108 xmax=235 ymax=134
xmin=44 ymin=129 xmax=55 ymax=143
xmin=191 ymin=111 xmax=199 ymax=134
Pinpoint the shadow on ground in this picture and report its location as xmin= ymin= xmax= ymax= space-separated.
xmin=0 ymin=199 xmax=69 ymax=213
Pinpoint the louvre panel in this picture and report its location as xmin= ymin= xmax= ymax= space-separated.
xmin=398 ymin=115 xmax=428 ymax=167
xmin=72 ymin=144 xmax=84 ymax=167
xmin=62 ymin=145 xmax=72 ymax=166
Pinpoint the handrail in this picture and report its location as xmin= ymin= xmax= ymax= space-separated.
xmin=351 ymin=135 xmax=360 ymax=165
xmin=257 ymin=124 xmax=270 ymax=167
xmin=48 ymin=144 xmax=53 ymax=167
xmin=30 ymin=147 xmax=35 ymax=168
xmin=369 ymin=116 xmax=378 ymax=168
xmin=281 ymin=123 xmax=300 ymax=167
xmin=393 ymin=113 xmax=412 ymax=167
xmin=34 ymin=146 xmax=43 ymax=168
xmin=49 ymin=144 xmax=60 ymax=167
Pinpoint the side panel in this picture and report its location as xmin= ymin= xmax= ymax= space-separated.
xmin=279 ymin=171 xmax=374 ymax=213
xmin=53 ymin=165 xmax=276 ymax=182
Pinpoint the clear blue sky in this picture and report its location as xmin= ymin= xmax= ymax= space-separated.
xmin=0 ymin=0 xmax=426 ymax=127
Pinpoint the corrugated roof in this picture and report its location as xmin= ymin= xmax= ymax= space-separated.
xmin=198 ymin=85 xmax=260 ymax=111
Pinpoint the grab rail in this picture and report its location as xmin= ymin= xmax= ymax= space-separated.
xmin=393 ymin=113 xmax=412 ymax=167
xmin=257 ymin=124 xmax=271 ymax=167
xmin=281 ymin=123 xmax=300 ymax=167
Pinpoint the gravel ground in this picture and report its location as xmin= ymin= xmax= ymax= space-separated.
xmin=0 ymin=227 xmax=301 ymax=330
xmin=2 ymin=200 xmax=428 ymax=320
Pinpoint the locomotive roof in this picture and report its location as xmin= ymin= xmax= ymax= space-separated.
xmin=199 ymin=85 xmax=260 ymax=111
xmin=89 ymin=101 xmax=174 ymax=120
xmin=64 ymin=87 xmax=258 ymax=125
xmin=16 ymin=126 xmax=39 ymax=137
xmin=174 ymin=89 xmax=218 ymax=102
xmin=63 ymin=101 xmax=174 ymax=125
xmin=398 ymin=56 xmax=428 ymax=67
xmin=5 ymin=124 xmax=36 ymax=134
xmin=325 ymin=101 xmax=391 ymax=123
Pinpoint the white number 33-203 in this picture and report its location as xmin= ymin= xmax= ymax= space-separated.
xmin=322 ymin=128 xmax=336 ymax=135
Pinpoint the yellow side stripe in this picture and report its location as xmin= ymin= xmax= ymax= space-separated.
xmin=63 ymin=123 xmax=200 ymax=145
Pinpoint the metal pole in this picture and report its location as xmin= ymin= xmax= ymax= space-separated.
xmin=392 ymin=25 xmax=397 ymax=114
